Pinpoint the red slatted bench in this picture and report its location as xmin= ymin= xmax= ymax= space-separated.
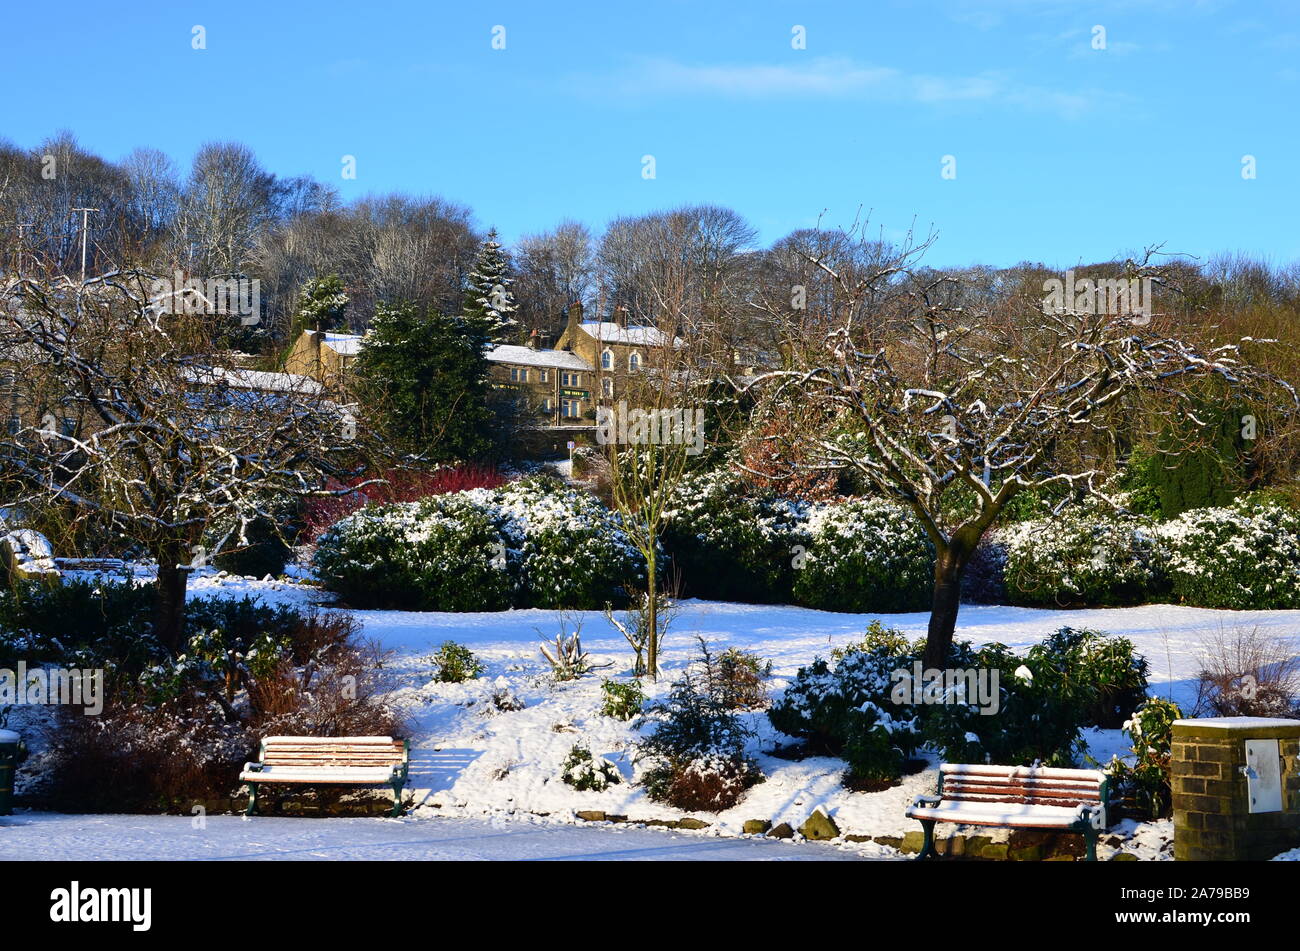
xmin=905 ymin=763 xmax=1108 ymax=860
xmin=239 ymin=736 xmax=410 ymax=818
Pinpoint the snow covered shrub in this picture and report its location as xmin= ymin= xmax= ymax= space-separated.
xmin=768 ymin=625 xmax=921 ymax=782
xmin=313 ymin=477 xmax=640 ymax=611
xmin=1109 ymin=697 xmax=1182 ymax=820
xmin=791 ymin=498 xmax=934 ymax=613
xmin=539 ymin=615 xmax=607 ymax=682
xmin=923 ymin=629 xmax=1148 ymax=767
xmin=313 ymin=493 xmax=518 ymax=611
xmin=1193 ymin=626 xmax=1300 ymax=718
xmin=44 ymin=697 xmax=255 ymax=813
xmin=636 ymin=668 xmax=761 ymax=811
xmin=1157 ymin=501 xmax=1300 ymax=609
xmin=430 ymin=641 xmax=484 ymax=683
xmin=700 ymin=644 xmax=771 ymax=711
xmin=1002 ymin=509 xmax=1167 ymax=607
xmin=43 ymin=606 xmax=402 ymax=812
xmin=662 ymin=469 xmax=807 ymax=603
xmin=493 ymin=477 xmax=643 ymax=609
xmin=601 ymin=678 xmax=646 ymax=721
xmin=561 ymin=745 xmax=622 ymax=792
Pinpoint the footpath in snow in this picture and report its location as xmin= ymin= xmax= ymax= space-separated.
xmin=0 ymin=811 xmax=879 ymax=861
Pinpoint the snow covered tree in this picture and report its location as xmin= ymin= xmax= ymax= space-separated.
xmin=0 ymin=268 xmax=367 ymax=653
xmin=350 ymin=301 xmax=494 ymax=461
xmin=462 ymin=229 xmax=519 ymax=343
xmin=752 ymin=232 xmax=1297 ymax=668
xmin=279 ymin=273 xmax=350 ymax=366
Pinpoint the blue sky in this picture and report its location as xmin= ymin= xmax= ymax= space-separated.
xmin=2 ymin=0 xmax=1297 ymax=267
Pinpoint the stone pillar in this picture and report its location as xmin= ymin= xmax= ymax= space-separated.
xmin=1172 ymin=717 xmax=1300 ymax=861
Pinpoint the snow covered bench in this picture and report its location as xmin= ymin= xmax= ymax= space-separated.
xmin=240 ymin=736 xmax=410 ymax=818
xmin=906 ymin=763 xmax=1108 ymax=861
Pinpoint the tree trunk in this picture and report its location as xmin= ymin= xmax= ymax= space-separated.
xmin=922 ymin=548 xmax=966 ymax=669
xmin=645 ymin=549 xmax=659 ymax=681
xmin=154 ymin=545 xmax=190 ymax=655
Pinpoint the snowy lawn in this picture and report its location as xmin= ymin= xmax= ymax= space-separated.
xmin=42 ymin=568 xmax=1300 ymax=855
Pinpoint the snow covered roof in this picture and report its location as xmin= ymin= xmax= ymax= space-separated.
xmin=185 ymin=366 xmax=323 ymax=396
xmin=322 ymin=332 xmax=364 ymax=355
xmin=578 ymin=321 xmax=682 ymax=348
xmin=486 ymin=345 xmax=593 ymax=371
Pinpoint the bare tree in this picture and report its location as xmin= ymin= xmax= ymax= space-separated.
xmin=0 ymin=267 xmax=368 ymax=652
xmin=751 ymin=231 xmax=1297 ymax=666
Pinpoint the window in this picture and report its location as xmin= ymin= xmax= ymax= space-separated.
xmin=601 ymin=377 xmax=614 ymax=398
xmin=510 ymin=367 xmax=529 ymax=383
xmin=541 ymin=397 xmax=554 ymax=413
xmin=601 ymin=349 xmax=613 ymax=371
xmin=539 ymin=369 xmax=549 ymax=383
xmin=628 ymin=351 xmax=642 ymax=371
xmin=562 ymin=399 xmax=582 ymax=418
xmin=562 ymin=371 xmax=581 ymax=387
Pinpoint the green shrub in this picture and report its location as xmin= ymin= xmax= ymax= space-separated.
xmin=560 ymin=745 xmax=622 ymax=791
xmin=1109 ymin=697 xmax=1182 ymax=819
xmin=601 ymin=678 xmax=646 ymax=720
xmin=1002 ymin=509 xmax=1167 ymax=607
xmin=773 ymin=622 xmax=1149 ymax=778
xmin=922 ymin=629 xmax=1149 ymax=766
xmin=791 ymin=498 xmax=934 ymax=613
xmin=0 ymin=577 xmax=157 ymax=672
xmin=662 ymin=469 xmax=807 ymax=603
xmin=1157 ymin=501 xmax=1300 ymax=609
xmin=636 ymin=668 xmax=761 ymax=811
xmin=430 ymin=641 xmax=485 ymax=683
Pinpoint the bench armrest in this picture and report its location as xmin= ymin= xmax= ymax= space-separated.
xmin=1076 ymin=803 xmax=1105 ymax=830
xmin=243 ymin=762 xmax=265 ymax=775
xmin=910 ymin=794 xmax=942 ymax=809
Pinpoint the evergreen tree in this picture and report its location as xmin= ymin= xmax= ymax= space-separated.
xmin=351 ymin=301 xmax=494 ymax=461
xmin=280 ymin=274 xmax=350 ymax=367
xmin=463 ymin=229 xmax=519 ymax=343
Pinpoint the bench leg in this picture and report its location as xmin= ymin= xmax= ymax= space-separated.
xmin=389 ymin=781 xmax=405 ymax=818
xmin=245 ymin=783 xmax=258 ymax=817
xmin=916 ymin=819 xmax=938 ymax=860
xmin=1083 ymin=826 xmax=1099 ymax=862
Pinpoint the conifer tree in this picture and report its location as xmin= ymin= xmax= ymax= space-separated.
xmin=463 ymin=229 xmax=519 ymax=343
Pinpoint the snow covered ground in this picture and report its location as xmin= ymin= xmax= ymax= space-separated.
xmin=30 ymin=567 xmax=1300 ymax=857
xmin=0 ymin=811 xmax=879 ymax=861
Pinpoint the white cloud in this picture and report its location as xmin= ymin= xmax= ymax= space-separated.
xmin=601 ymin=56 xmax=1110 ymax=118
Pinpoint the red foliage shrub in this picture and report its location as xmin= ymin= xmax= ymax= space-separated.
xmin=302 ymin=464 xmax=506 ymax=540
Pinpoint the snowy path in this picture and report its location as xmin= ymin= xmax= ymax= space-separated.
xmin=0 ymin=812 xmax=879 ymax=861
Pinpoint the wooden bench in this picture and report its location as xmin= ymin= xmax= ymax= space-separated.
xmin=240 ymin=736 xmax=410 ymax=818
xmin=905 ymin=763 xmax=1108 ymax=861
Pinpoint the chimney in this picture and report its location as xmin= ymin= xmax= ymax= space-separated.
xmin=563 ymin=300 xmax=583 ymax=349
xmin=614 ymin=305 xmax=628 ymax=329
xmin=527 ymin=328 xmax=539 ymax=350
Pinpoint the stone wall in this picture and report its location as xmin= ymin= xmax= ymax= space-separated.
xmin=1172 ymin=717 xmax=1300 ymax=861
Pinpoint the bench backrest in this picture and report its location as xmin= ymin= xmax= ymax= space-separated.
xmin=259 ymin=736 xmax=407 ymax=769
xmin=939 ymin=764 xmax=1106 ymax=808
